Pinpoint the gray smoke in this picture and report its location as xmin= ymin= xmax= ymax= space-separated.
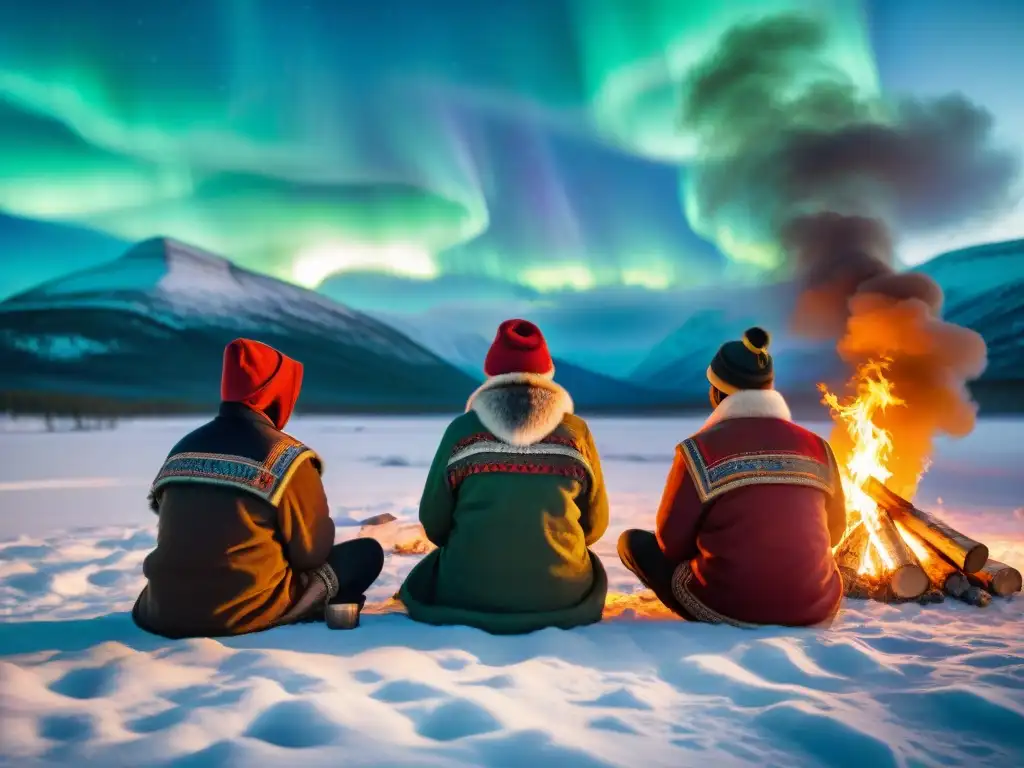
xmin=680 ymin=14 xmax=1020 ymax=497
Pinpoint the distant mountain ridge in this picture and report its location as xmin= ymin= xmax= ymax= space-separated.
xmin=625 ymin=237 xmax=1024 ymax=410
xmin=914 ymin=238 xmax=1024 ymax=305
xmin=376 ymin=316 xmax=681 ymax=409
xmin=915 ymin=238 xmax=1024 ymax=386
xmin=0 ymin=238 xmax=478 ymax=411
xmin=1 ymin=234 xmax=1020 ymax=415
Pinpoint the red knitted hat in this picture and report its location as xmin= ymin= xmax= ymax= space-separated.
xmin=221 ymin=338 xmax=304 ymax=430
xmin=483 ymin=319 xmax=554 ymax=377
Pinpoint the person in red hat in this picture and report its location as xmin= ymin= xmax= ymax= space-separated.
xmin=617 ymin=327 xmax=848 ymax=627
xmin=132 ymin=338 xmax=384 ymax=638
xmin=399 ymin=319 xmax=610 ymax=634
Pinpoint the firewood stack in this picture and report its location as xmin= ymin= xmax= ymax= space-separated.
xmin=835 ymin=477 xmax=1022 ymax=607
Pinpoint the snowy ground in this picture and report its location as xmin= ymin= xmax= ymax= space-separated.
xmin=1 ymin=415 xmax=1022 ymax=767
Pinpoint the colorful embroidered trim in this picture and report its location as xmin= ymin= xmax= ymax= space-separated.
xmin=447 ymin=461 xmax=590 ymax=491
xmin=671 ymin=562 xmax=757 ymax=629
xmin=150 ymin=441 xmax=317 ymax=507
xmin=313 ymin=562 xmax=340 ymax=601
xmin=448 ymin=440 xmax=591 ymax=471
xmin=445 ymin=436 xmax=592 ymax=492
xmin=680 ymin=439 xmax=835 ymax=503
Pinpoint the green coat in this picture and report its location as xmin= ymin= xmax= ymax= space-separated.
xmin=399 ymin=373 xmax=610 ymax=634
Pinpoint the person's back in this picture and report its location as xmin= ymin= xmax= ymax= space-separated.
xmin=138 ymin=403 xmax=332 ymax=637
xmin=400 ymin=319 xmax=610 ymax=634
xmin=619 ymin=327 xmax=846 ymax=628
xmin=435 ymin=407 xmax=601 ymax=615
xmin=670 ymin=411 xmax=845 ymax=626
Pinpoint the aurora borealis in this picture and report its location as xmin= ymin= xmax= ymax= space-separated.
xmin=0 ymin=0 xmax=1021 ymax=302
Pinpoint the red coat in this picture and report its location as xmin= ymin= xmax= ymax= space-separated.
xmin=656 ymin=390 xmax=847 ymax=627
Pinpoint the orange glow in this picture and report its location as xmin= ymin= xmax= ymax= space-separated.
xmin=821 ymin=360 xmax=908 ymax=576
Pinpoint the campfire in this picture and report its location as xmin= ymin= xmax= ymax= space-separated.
xmin=821 ymin=361 xmax=1022 ymax=607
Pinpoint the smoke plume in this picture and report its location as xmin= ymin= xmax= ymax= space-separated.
xmin=680 ymin=14 xmax=1020 ymax=497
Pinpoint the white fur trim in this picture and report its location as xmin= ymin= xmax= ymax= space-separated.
xmin=466 ymin=373 xmax=574 ymax=446
xmin=699 ymin=389 xmax=792 ymax=431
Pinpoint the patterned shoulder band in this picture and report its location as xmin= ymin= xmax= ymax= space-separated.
xmin=680 ymin=438 xmax=836 ymax=504
xmin=149 ymin=440 xmax=320 ymax=510
xmin=445 ymin=432 xmax=593 ymax=492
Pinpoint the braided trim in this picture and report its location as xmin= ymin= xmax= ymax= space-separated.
xmin=670 ymin=562 xmax=757 ymax=629
xmin=448 ymin=440 xmax=591 ymax=472
xmin=312 ymin=562 xmax=340 ymax=601
xmin=447 ymin=461 xmax=589 ymax=491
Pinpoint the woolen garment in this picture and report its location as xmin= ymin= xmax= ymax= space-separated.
xmin=483 ymin=318 xmax=555 ymax=377
xmin=220 ymin=337 xmax=304 ymax=430
xmin=133 ymin=341 xmax=333 ymax=639
xmin=655 ymin=389 xmax=848 ymax=628
xmin=706 ymin=326 xmax=774 ymax=394
xmin=399 ymin=372 xmax=610 ymax=634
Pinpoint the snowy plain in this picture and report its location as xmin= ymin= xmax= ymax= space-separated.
xmin=0 ymin=414 xmax=1022 ymax=767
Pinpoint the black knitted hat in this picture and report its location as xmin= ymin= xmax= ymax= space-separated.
xmin=706 ymin=327 xmax=774 ymax=394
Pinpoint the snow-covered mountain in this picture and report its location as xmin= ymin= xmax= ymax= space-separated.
xmin=916 ymin=238 xmax=1024 ymax=384
xmin=0 ymin=238 xmax=478 ymax=411
xmin=628 ymin=282 xmax=843 ymax=401
xmin=372 ymin=318 xmax=491 ymax=379
xmin=627 ymin=239 xmax=1024 ymax=410
xmin=915 ymin=238 xmax=1024 ymax=309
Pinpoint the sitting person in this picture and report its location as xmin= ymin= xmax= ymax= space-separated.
xmin=399 ymin=319 xmax=610 ymax=634
xmin=618 ymin=327 xmax=847 ymax=628
xmin=133 ymin=338 xmax=385 ymax=638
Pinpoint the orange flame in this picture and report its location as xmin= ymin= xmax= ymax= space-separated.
xmin=820 ymin=360 xmax=906 ymax=576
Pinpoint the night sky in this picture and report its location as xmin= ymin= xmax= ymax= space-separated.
xmin=0 ymin=0 xmax=1020 ymax=303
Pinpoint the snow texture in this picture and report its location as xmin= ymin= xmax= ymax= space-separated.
xmin=0 ymin=416 xmax=1022 ymax=767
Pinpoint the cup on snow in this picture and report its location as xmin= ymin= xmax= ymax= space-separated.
xmin=325 ymin=601 xmax=361 ymax=630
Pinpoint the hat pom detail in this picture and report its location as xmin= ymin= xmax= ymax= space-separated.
xmin=742 ymin=327 xmax=771 ymax=354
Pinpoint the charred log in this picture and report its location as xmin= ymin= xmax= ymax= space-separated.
xmin=834 ymin=522 xmax=870 ymax=573
xmin=867 ymin=508 xmax=929 ymax=599
xmin=917 ymin=543 xmax=970 ymax=598
xmin=863 ymin=477 xmax=989 ymax=573
xmin=833 ymin=520 xmax=928 ymax=601
xmin=966 ymin=559 xmax=1023 ymax=597
xmin=836 ymin=524 xmax=878 ymax=599
xmin=958 ymin=585 xmax=993 ymax=608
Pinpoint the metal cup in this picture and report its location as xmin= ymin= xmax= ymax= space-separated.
xmin=325 ymin=602 xmax=361 ymax=630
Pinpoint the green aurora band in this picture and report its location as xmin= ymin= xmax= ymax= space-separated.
xmin=0 ymin=0 xmax=879 ymax=290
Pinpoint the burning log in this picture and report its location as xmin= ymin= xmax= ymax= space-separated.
xmin=868 ymin=508 xmax=929 ymax=599
xmin=835 ymin=522 xmax=869 ymax=574
xmin=917 ymin=544 xmax=970 ymax=598
xmin=835 ymin=523 xmax=874 ymax=598
xmin=966 ymin=559 xmax=1023 ymax=597
xmin=862 ymin=477 xmax=989 ymax=573
xmin=834 ymin=518 xmax=929 ymax=601
xmin=835 ymin=524 xmax=889 ymax=601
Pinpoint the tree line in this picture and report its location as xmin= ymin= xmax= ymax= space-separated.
xmin=1 ymin=378 xmax=1018 ymax=433
xmin=0 ymin=390 xmax=206 ymax=431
